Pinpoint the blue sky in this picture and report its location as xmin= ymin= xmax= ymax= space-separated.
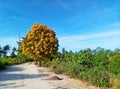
xmin=0 ymin=0 xmax=119 ymax=51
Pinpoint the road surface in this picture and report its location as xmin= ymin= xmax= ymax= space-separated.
xmin=0 ymin=62 xmax=100 ymax=89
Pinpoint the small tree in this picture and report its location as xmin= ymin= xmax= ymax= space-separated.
xmin=10 ymin=47 xmax=17 ymax=58
xmin=0 ymin=46 xmax=2 ymax=57
xmin=22 ymin=23 xmax=59 ymax=66
xmin=2 ymin=45 xmax=10 ymax=57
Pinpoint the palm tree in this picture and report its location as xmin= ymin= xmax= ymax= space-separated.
xmin=0 ymin=46 xmax=2 ymax=57
xmin=3 ymin=45 xmax=10 ymax=57
xmin=11 ymin=47 xmax=17 ymax=58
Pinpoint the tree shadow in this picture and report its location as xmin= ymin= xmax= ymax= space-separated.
xmin=0 ymin=83 xmax=16 ymax=86
xmin=0 ymin=65 xmax=50 ymax=81
xmin=0 ymin=73 xmax=49 ymax=81
xmin=0 ymin=82 xmax=25 ymax=88
xmin=0 ymin=65 xmax=24 ymax=72
xmin=0 ymin=64 xmax=51 ymax=89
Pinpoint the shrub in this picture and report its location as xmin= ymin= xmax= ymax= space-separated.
xmin=0 ymin=60 xmax=5 ymax=70
xmin=109 ymin=53 xmax=120 ymax=75
xmin=89 ymin=67 xmax=111 ymax=87
xmin=116 ymin=74 xmax=120 ymax=89
xmin=51 ymin=58 xmax=69 ymax=74
xmin=34 ymin=47 xmax=120 ymax=88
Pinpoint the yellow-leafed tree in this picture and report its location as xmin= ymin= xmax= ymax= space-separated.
xmin=21 ymin=23 xmax=59 ymax=66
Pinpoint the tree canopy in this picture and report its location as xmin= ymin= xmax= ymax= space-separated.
xmin=21 ymin=23 xmax=59 ymax=66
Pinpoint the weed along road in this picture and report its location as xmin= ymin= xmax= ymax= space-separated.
xmin=0 ymin=62 xmax=100 ymax=89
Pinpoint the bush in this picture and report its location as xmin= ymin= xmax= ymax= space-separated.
xmin=116 ymin=74 xmax=120 ymax=89
xmin=49 ymin=48 xmax=114 ymax=88
xmin=51 ymin=58 xmax=69 ymax=74
xmin=90 ymin=68 xmax=111 ymax=87
xmin=53 ymin=63 xmax=67 ymax=74
xmin=41 ymin=58 xmax=51 ymax=67
xmin=0 ymin=56 xmax=29 ymax=70
xmin=109 ymin=53 xmax=120 ymax=75
xmin=0 ymin=60 xmax=5 ymax=70
xmin=0 ymin=58 xmax=9 ymax=65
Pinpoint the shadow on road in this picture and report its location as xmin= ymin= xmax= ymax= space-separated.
xmin=0 ymin=65 xmax=49 ymax=81
xmin=0 ymin=82 xmax=25 ymax=88
xmin=0 ymin=65 xmax=24 ymax=72
xmin=0 ymin=73 xmax=49 ymax=81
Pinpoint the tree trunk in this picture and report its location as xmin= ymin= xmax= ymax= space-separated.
xmin=34 ymin=60 xmax=38 ymax=65
xmin=38 ymin=60 xmax=41 ymax=67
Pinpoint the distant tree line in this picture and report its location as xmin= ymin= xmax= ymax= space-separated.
xmin=0 ymin=45 xmax=17 ymax=58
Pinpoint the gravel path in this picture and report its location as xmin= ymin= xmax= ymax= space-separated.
xmin=0 ymin=62 xmax=100 ymax=89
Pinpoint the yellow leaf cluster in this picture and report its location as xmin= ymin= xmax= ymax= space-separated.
xmin=21 ymin=23 xmax=59 ymax=61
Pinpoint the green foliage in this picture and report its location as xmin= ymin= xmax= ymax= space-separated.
xmin=116 ymin=74 xmax=120 ymax=89
xmin=17 ymin=40 xmax=33 ymax=64
xmin=10 ymin=47 xmax=17 ymax=58
xmin=2 ymin=45 xmax=10 ymax=57
xmin=0 ymin=57 xmax=18 ymax=65
xmin=0 ymin=46 xmax=2 ymax=57
xmin=49 ymin=47 xmax=120 ymax=88
xmin=0 ymin=60 xmax=5 ymax=70
xmin=0 ymin=41 xmax=119 ymax=88
xmin=90 ymin=68 xmax=110 ymax=87
xmin=0 ymin=45 xmax=10 ymax=57
xmin=39 ymin=58 xmax=51 ymax=67
xmin=0 ymin=56 xmax=33 ymax=70
xmin=52 ymin=62 xmax=68 ymax=74
xmin=109 ymin=53 xmax=120 ymax=75
xmin=0 ymin=43 xmax=33 ymax=70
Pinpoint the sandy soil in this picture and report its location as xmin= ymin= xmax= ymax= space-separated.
xmin=0 ymin=62 xmax=100 ymax=89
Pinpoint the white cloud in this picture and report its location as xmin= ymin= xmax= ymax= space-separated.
xmin=56 ymin=0 xmax=72 ymax=10
xmin=59 ymin=30 xmax=120 ymax=42
xmin=58 ymin=30 xmax=120 ymax=51
xmin=0 ymin=37 xmax=18 ymax=49
xmin=96 ymin=7 xmax=116 ymax=16
xmin=0 ymin=30 xmax=120 ymax=52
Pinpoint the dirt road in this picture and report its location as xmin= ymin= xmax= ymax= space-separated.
xmin=0 ymin=63 xmax=100 ymax=89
